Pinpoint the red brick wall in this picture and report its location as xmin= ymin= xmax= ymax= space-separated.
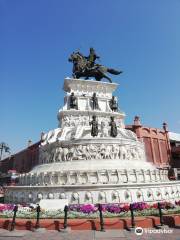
xmin=0 ymin=157 xmax=13 ymax=173
xmin=126 ymin=117 xmax=171 ymax=168
xmin=0 ymin=142 xmax=40 ymax=174
xmin=143 ymin=137 xmax=153 ymax=162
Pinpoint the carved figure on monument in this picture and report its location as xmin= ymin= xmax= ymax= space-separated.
xmin=100 ymin=144 xmax=106 ymax=159
xmin=75 ymin=145 xmax=84 ymax=160
xmin=68 ymin=48 xmax=122 ymax=82
xmin=126 ymin=149 xmax=132 ymax=160
xmin=69 ymin=92 xmax=77 ymax=109
xmin=82 ymin=145 xmax=88 ymax=160
xmin=98 ymin=145 xmax=112 ymax=159
xmin=89 ymin=115 xmax=98 ymax=137
xmin=85 ymin=145 xmax=91 ymax=160
xmin=119 ymin=146 xmax=127 ymax=159
xmin=131 ymin=148 xmax=137 ymax=159
xmin=100 ymin=121 xmax=108 ymax=137
xmin=63 ymin=116 xmax=71 ymax=127
xmin=91 ymin=93 xmax=99 ymax=110
xmin=105 ymin=145 xmax=112 ymax=159
xmin=109 ymin=116 xmax=118 ymax=137
xmin=112 ymin=144 xmax=119 ymax=159
xmin=89 ymin=144 xmax=97 ymax=159
xmin=109 ymin=96 xmax=118 ymax=112
xmin=68 ymin=147 xmax=75 ymax=161
xmin=62 ymin=148 xmax=69 ymax=161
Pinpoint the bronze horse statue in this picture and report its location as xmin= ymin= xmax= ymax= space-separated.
xmin=68 ymin=51 xmax=122 ymax=83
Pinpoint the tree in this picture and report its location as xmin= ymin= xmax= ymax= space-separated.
xmin=0 ymin=142 xmax=10 ymax=161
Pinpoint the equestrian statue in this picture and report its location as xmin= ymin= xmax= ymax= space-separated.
xmin=68 ymin=48 xmax=122 ymax=83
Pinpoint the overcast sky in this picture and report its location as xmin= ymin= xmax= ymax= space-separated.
xmin=0 ymin=0 xmax=180 ymax=155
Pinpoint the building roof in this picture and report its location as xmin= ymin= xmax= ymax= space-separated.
xmin=169 ymin=132 xmax=180 ymax=142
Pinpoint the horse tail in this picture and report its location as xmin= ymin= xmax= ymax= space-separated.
xmin=107 ymin=68 xmax=123 ymax=75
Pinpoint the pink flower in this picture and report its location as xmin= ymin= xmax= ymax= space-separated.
xmin=0 ymin=204 xmax=14 ymax=212
xmin=80 ymin=204 xmax=97 ymax=214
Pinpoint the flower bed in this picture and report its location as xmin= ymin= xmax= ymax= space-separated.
xmin=0 ymin=201 xmax=180 ymax=219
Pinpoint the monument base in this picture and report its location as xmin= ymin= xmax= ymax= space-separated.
xmin=4 ymin=181 xmax=180 ymax=204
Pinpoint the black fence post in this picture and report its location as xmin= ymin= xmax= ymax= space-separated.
xmin=35 ymin=204 xmax=41 ymax=229
xmin=10 ymin=205 xmax=18 ymax=231
xmin=98 ymin=204 xmax=105 ymax=232
xmin=63 ymin=205 xmax=68 ymax=229
xmin=158 ymin=202 xmax=164 ymax=226
xmin=129 ymin=204 xmax=135 ymax=228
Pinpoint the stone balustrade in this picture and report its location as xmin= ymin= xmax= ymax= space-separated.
xmin=19 ymin=169 xmax=169 ymax=187
xmin=5 ymin=180 xmax=180 ymax=204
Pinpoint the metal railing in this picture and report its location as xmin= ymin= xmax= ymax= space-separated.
xmin=7 ymin=201 xmax=169 ymax=232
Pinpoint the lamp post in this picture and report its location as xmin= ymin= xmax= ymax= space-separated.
xmin=0 ymin=142 xmax=10 ymax=161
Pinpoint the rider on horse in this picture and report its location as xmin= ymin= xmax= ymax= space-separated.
xmin=69 ymin=48 xmax=122 ymax=82
xmin=85 ymin=47 xmax=100 ymax=70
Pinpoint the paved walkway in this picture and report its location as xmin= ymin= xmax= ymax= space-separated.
xmin=0 ymin=228 xmax=180 ymax=240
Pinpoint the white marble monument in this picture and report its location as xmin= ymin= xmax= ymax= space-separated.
xmin=5 ymin=78 xmax=180 ymax=204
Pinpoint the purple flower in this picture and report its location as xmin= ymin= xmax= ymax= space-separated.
xmin=79 ymin=204 xmax=97 ymax=214
xmin=130 ymin=202 xmax=149 ymax=211
xmin=69 ymin=204 xmax=97 ymax=214
xmin=69 ymin=204 xmax=81 ymax=212
xmin=0 ymin=204 xmax=14 ymax=212
xmin=105 ymin=204 xmax=121 ymax=213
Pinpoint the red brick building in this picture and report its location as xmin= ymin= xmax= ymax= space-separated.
xmin=0 ymin=141 xmax=40 ymax=181
xmin=126 ymin=116 xmax=171 ymax=168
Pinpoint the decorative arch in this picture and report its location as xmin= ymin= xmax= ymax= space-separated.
xmin=124 ymin=190 xmax=132 ymax=202
xmin=85 ymin=192 xmax=93 ymax=203
xmin=146 ymin=189 xmax=154 ymax=200
xmin=48 ymin=193 xmax=54 ymax=199
xmin=37 ymin=192 xmax=43 ymax=200
xmin=111 ymin=191 xmax=120 ymax=202
xmin=136 ymin=189 xmax=144 ymax=201
xmin=98 ymin=191 xmax=106 ymax=203
xmin=71 ymin=192 xmax=79 ymax=203
xmin=59 ymin=192 xmax=66 ymax=199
